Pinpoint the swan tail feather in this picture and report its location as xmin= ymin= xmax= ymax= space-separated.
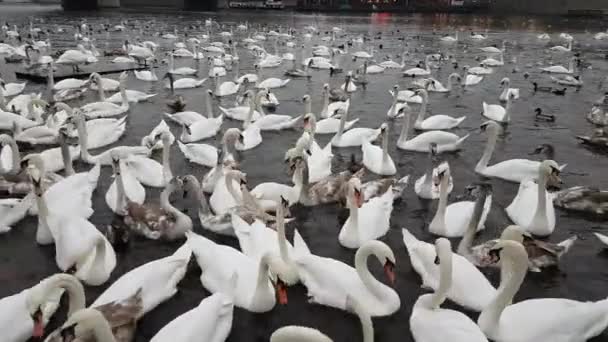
xmin=293 ymin=229 xmax=311 ymax=258
xmin=171 ymin=240 xmax=193 ymax=263
xmin=557 ymin=235 xmax=578 ymax=256
xmin=454 ymin=134 xmax=470 ymax=149
xmin=401 ymin=228 xmax=420 ymax=252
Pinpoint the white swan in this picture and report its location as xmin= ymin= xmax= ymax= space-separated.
xmin=386 ymin=86 xmax=410 ymax=118
xmin=288 ymin=129 xmax=333 ymax=184
xmin=499 ymin=77 xmax=520 ymax=101
xmin=0 ymin=193 xmax=33 ymax=233
xmin=218 ymin=89 xmax=262 ymax=121
xmin=425 ymin=73 xmax=461 ymax=93
xmin=550 ymin=40 xmax=572 ymax=52
xmin=414 ymin=89 xmax=466 ymax=130
xmin=186 ymin=231 xmax=289 ymax=313
xmin=1 ymin=81 xmax=26 ymax=97
xmin=320 ymin=84 xmax=350 ymax=118
xmin=105 ymin=156 xmax=145 ymax=215
xmin=482 ymin=93 xmax=514 ymax=123
xmin=210 ymin=169 xmax=246 ymax=215
xmin=294 ymin=235 xmax=400 ymax=317
xmin=475 ymin=121 xmax=565 ymax=183
xmin=506 ymin=160 xmax=559 ymax=236
xmin=440 ymin=31 xmax=458 ymax=42
xmin=480 ymin=41 xmax=506 ymax=54
xmin=134 ymin=68 xmax=158 ymax=82
xmin=151 ymin=292 xmax=234 ymax=342
xmin=410 ymin=238 xmax=488 ymax=342
xmin=0 ymin=273 xmax=85 ymax=341
xmin=403 ymin=55 xmax=432 ymax=77
xmin=339 ymin=178 xmax=393 ymax=249
xmin=361 ymin=123 xmax=396 ymax=176
xmin=429 ymin=169 xmax=491 ymax=237
xmin=90 ymin=242 xmax=190 ymax=318
xmin=462 ymin=67 xmax=484 ymax=86
xmin=106 ymin=88 xmax=156 ymax=103
xmin=478 ymin=240 xmax=608 ymax=342
xmin=64 ymin=104 xmax=126 ymax=150
xmin=168 ymin=53 xmax=197 ymax=75
xmin=331 ymin=106 xmax=381 ymax=148
xmin=214 ymin=72 xmax=239 ymax=97
xmin=30 ymin=171 xmax=115 ymax=286
xmin=141 ymin=120 xmax=175 ymax=151
xmin=402 ymin=228 xmax=496 ymax=312
xmin=397 ymin=111 xmax=469 ymax=153
xmin=303 ymin=96 xmax=357 ymax=134
xmin=164 ymin=73 xmax=206 ymax=90
xmin=180 ymin=91 xmax=223 ymax=143
xmin=123 ymin=132 xmax=173 ymax=188
xmin=89 ymin=73 xmax=120 ymax=92
xmin=80 ymin=72 xmax=129 ymax=119
xmin=540 ymin=57 xmax=576 ymax=74
xmin=480 ymin=52 xmax=504 ymax=67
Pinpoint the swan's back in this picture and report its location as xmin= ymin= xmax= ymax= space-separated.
xmin=271 ymin=326 xmax=332 ymax=342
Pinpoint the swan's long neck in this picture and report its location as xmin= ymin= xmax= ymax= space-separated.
xmin=430 ymin=247 xmax=452 ymax=309
xmin=119 ymin=80 xmax=128 ymax=107
xmin=415 ymin=93 xmax=428 ymax=124
xmin=531 ymin=168 xmax=548 ymax=225
xmin=251 ymin=255 xmax=273 ymax=308
xmin=322 ymin=89 xmax=330 ymax=116
xmin=205 ymin=91 xmax=214 ymax=118
xmin=355 ymin=245 xmax=387 ymax=299
xmin=1 ymin=136 xmax=20 ymax=175
xmin=115 ymin=164 xmax=127 ymax=214
xmin=96 ymin=77 xmax=106 ymax=101
xmin=83 ymin=310 xmax=118 ymax=342
xmin=225 ymin=174 xmax=242 ymax=204
xmin=190 ymin=177 xmax=211 ymax=217
xmin=389 ymin=91 xmax=398 ymax=117
xmin=478 ymin=248 xmax=528 ymax=337
xmin=397 ymin=112 xmax=410 ymax=143
xmin=446 ymin=75 xmax=453 ymax=91
xmin=160 ymin=182 xmax=181 ymax=220
xmin=476 ymin=129 xmax=497 ymax=170
xmin=60 ymin=137 xmax=75 ymax=176
xmin=169 ymin=54 xmax=175 ymax=71
xmin=431 ymin=174 xmax=449 ymax=231
xmin=336 ymin=106 xmax=349 ymax=138
xmin=74 ymin=115 xmax=93 ymax=163
xmin=504 ymin=97 xmax=512 ymax=121
xmin=276 ymin=203 xmax=293 ymax=269
xmin=34 ymin=186 xmax=53 ymax=244
xmin=34 ymin=274 xmax=86 ymax=316
xmin=245 ymin=96 xmax=256 ymax=127
xmin=457 ymin=190 xmax=488 ymax=256
xmin=347 ymin=192 xmax=360 ymax=241
xmin=381 ymin=130 xmax=389 ymax=163
xmin=162 ymin=138 xmax=172 ymax=185
xmin=423 ymin=150 xmax=433 ymax=189
xmin=46 ymin=66 xmax=54 ymax=102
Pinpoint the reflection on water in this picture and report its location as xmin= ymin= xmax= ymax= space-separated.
xmin=1 ymin=4 xmax=608 ymax=342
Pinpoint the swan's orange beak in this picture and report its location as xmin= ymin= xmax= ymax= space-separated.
xmin=303 ymin=117 xmax=310 ymax=130
xmin=275 ymin=279 xmax=288 ymax=305
xmin=32 ymin=310 xmax=44 ymax=338
xmin=384 ymin=260 xmax=396 ymax=286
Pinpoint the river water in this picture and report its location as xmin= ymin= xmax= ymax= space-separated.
xmin=1 ymin=3 xmax=608 ymax=341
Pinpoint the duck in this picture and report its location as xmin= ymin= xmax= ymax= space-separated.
xmin=478 ymin=240 xmax=608 ymax=342
xmin=402 ymin=228 xmax=496 ymax=312
xmin=331 ymin=106 xmax=381 ymax=147
xmin=294 ymin=235 xmax=400 ymax=317
xmin=403 ymin=55 xmax=431 ymax=77
xmin=361 ymin=123 xmax=396 ymax=176
xmin=414 ymin=89 xmax=466 ymax=130
xmin=30 ymin=168 xmax=116 ymax=286
xmin=80 ymin=71 xmax=129 ymax=119
xmin=462 ymin=225 xmax=577 ymax=272
xmin=540 ymin=57 xmax=576 ymax=74
xmin=506 ymin=160 xmax=560 ymax=236
xmin=0 ymin=273 xmax=85 ymax=341
xmin=339 ymin=177 xmax=393 ymax=249
xmin=397 ymin=111 xmax=469 ymax=153
xmin=164 ymin=72 xmax=206 ymax=90
xmin=482 ymin=92 xmax=515 ymax=123
xmin=429 ymin=169 xmax=492 ymax=238
xmin=185 ymin=231 xmax=290 ymax=313
xmin=475 ymin=121 xmax=565 ymax=183
xmin=410 ymin=238 xmax=489 ymax=342
xmin=424 ymin=73 xmax=461 ymax=93
xmin=534 ymin=108 xmax=556 ymax=122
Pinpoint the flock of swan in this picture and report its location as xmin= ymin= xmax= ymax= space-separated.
xmin=1 ymin=13 xmax=608 ymax=342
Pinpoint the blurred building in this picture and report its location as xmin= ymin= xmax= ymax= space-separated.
xmin=489 ymin=0 xmax=608 ymax=15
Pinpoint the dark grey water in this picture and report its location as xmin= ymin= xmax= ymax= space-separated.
xmin=1 ymin=3 xmax=608 ymax=341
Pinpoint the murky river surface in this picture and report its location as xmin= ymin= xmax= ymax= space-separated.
xmin=1 ymin=3 xmax=608 ymax=341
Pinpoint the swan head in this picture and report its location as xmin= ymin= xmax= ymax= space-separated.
xmin=363 ymin=240 xmax=397 ymax=286
xmin=432 ymin=159 xmax=450 ymax=187
xmin=480 ymin=120 xmax=502 ymax=135
xmin=540 ymin=159 xmax=561 ymax=183
xmin=223 ymin=127 xmax=244 ymax=147
xmin=25 ymin=283 xmax=49 ymax=338
xmin=500 ymin=77 xmax=510 ymax=85
xmin=487 ymin=239 xmax=528 ymax=267
xmin=57 ymin=308 xmax=106 ymax=342
xmin=302 ymin=94 xmax=311 ymax=103
xmin=226 ymin=169 xmax=246 ymax=185
xmin=346 ymin=177 xmax=364 ymax=208
xmin=302 ymin=113 xmax=316 ymax=132
xmin=414 ymin=88 xmax=428 ymax=98
xmin=57 ymin=126 xmax=70 ymax=144
xmin=499 ymin=225 xmax=525 ymax=243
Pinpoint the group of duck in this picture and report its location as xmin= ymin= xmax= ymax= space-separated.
xmin=1 ymin=16 xmax=608 ymax=342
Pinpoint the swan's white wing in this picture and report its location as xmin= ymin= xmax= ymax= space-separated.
xmin=124 ymin=155 xmax=164 ymax=187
